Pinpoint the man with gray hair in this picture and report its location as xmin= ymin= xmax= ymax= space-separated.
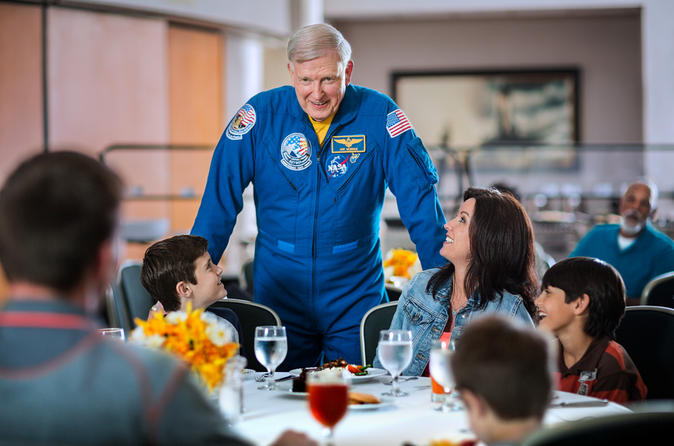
xmin=570 ymin=180 xmax=674 ymax=303
xmin=192 ymin=23 xmax=446 ymax=368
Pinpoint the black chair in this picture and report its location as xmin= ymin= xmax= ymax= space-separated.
xmin=520 ymin=410 xmax=674 ymax=446
xmin=359 ymin=301 xmax=398 ymax=366
xmin=118 ymin=261 xmax=155 ymax=328
xmin=640 ymin=271 xmax=674 ymax=308
xmin=615 ymin=305 xmax=674 ymax=399
xmin=209 ymin=298 xmax=281 ymax=372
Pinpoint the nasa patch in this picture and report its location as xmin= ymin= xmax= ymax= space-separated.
xmin=226 ymin=104 xmax=256 ymax=140
xmin=281 ymin=133 xmax=312 ymax=171
xmin=326 ymin=154 xmax=350 ymax=178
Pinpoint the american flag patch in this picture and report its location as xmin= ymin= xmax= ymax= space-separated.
xmin=386 ymin=109 xmax=413 ymax=138
xmin=237 ymin=105 xmax=256 ymax=126
xmin=226 ymin=103 xmax=256 ymax=140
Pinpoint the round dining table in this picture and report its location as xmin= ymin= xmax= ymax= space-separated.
xmin=231 ymin=371 xmax=631 ymax=446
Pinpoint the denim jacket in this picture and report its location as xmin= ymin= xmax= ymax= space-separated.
xmin=374 ymin=268 xmax=535 ymax=376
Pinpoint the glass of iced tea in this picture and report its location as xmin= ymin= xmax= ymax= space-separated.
xmin=307 ymin=369 xmax=350 ymax=445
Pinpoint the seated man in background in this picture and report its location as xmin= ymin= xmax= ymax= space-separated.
xmin=141 ymin=234 xmax=242 ymax=346
xmin=0 ymin=151 xmax=314 ymax=446
xmin=451 ymin=315 xmax=555 ymax=446
xmin=570 ymin=180 xmax=674 ymax=304
xmin=536 ymin=257 xmax=647 ymax=404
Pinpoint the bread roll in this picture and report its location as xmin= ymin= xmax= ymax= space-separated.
xmin=348 ymin=392 xmax=380 ymax=405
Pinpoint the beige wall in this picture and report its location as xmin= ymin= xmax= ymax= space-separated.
xmin=333 ymin=12 xmax=642 ymax=144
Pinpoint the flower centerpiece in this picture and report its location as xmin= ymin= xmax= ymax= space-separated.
xmin=131 ymin=304 xmax=239 ymax=394
xmin=383 ymin=248 xmax=421 ymax=285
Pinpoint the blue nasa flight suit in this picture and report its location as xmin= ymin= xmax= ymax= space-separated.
xmin=192 ymin=84 xmax=446 ymax=370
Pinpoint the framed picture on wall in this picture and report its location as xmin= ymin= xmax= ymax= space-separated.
xmin=391 ymin=68 xmax=580 ymax=170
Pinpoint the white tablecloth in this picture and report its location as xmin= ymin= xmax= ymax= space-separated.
xmin=233 ymin=373 xmax=630 ymax=446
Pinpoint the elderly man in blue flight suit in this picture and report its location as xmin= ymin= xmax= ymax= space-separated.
xmin=192 ymin=23 xmax=446 ymax=369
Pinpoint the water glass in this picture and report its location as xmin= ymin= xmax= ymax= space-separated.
xmin=378 ymin=329 xmax=413 ymax=397
xmin=97 ymin=327 xmax=125 ymax=342
xmin=219 ymin=355 xmax=247 ymax=424
xmin=429 ymin=339 xmax=461 ymax=411
xmin=254 ymin=326 xmax=287 ymax=390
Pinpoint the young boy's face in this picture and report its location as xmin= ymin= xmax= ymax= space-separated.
xmin=189 ymin=251 xmax=227 ymax=308
xmin=535 ymin=285 xmax=576 ymax=334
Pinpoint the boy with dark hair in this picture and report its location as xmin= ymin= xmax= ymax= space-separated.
xmin=141 ymin=234 xmax=242 ymax=344
xmin=536 ymin=256 xmax=647 ymax=404
xmin=451 ymin=315 xmax=555 ymax=446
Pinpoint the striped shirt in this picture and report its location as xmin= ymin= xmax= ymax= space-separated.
xmin=556 ymin=336 xmax=647 ymax=404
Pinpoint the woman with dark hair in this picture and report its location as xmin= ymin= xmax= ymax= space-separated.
xmin=374 ymin=187 xmax=538 ymax=376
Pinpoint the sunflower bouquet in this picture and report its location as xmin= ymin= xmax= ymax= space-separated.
xmin=131 ymin=304 xmax=239 ymax=393
xmin=383 ymin=248 xmax=421 ymax=281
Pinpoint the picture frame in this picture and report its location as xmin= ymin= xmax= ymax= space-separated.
xmin=391 ymin=68 xmax=580 ymax=170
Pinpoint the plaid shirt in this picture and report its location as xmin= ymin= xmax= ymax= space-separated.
xmin=557 ymin=336 xmax=647 ymax=404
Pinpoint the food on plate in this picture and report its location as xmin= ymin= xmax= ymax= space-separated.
xmin=292 ymin=360 xmax=372 ymax=392
xmin=291 ymin=367 xmax=319 ymax=393
xmin=321 ymin=358 xmax=371 ymax=376
xmin=348 ymin=391 xmax=380 ymax=405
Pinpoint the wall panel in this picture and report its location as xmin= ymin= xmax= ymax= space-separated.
xmin=168 ymin=25 xmax=225 ymax=233
xmin=0 ymin=2 xmax=43 ymax=184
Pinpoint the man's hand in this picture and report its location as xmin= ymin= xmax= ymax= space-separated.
xmin=271 ymin=430 xmax=318 ymax=446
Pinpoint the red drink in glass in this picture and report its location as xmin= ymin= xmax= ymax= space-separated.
xmin=308 ymin=383 xmax=348 ymax=428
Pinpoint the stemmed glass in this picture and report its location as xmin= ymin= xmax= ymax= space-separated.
xmin=97 ymin=327 xmax=125 ymax=342
xmin=429 ymin=339 xmax=461 ymax=411
xmin=253 ymin=326 xmax=287 ymax=390
xmin=378 ymin=329 xmax=413 ymax=397
xmin=307 ymin=369 xmax=350 ymax=446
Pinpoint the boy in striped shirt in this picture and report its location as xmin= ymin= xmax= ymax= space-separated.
xmin=536 ymin=257 xmax=647 ymax=404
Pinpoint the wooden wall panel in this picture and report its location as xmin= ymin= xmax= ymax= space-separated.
xmin=0 ymin=2 xmax=44 ymax=300
xmin=0 ymin=2 xmax=43 ymax=185
xmin=168 ymin=25 xmax=225 ymax=233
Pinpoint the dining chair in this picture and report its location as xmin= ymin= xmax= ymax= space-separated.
xmin=615 ymin=305 xmax=674 ymax=399
xmin=104 ymin=284 xmax=132 ymax=335
xmin=359 ymin=301 xmax=398 ymax=366
xmin=209 ymin=299 xmax=281 ymax=372
xmin=640 ymin=271 xmax=674 ymax=308
xmin=117 ymin=261 xmax=155 ymax=328
xmin=520 ymin=410 xmax=674 ymax=446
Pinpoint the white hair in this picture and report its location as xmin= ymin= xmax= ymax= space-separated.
xmin=287 ymin=23 xmax=352 ymax=73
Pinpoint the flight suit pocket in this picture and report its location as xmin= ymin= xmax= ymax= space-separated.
xmin=406 ymin=137 xmax=439 ymax=186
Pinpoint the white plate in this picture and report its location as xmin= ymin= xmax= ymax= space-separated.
xmin=349 ymin=397 xmax=393 ymax=411
xmin=288 ymin=367 xmax=388 ymax=383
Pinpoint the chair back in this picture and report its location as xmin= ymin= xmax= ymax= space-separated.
xmin=209 ymin=299 xmax=281 ymax=372
xmin=359 ymin=301 xmax=398 ymax=366
xmin=615 ymin=305 xmax=674 ymax=399
xmin=640 ymin=271 xmax=674 ymax=308
xmin=118 ymin=261 xmax=155 ymax=328
xmin=104 ymin=285 xmax=132 ymax=334
xmin=520 ymin=410 xmax=674 ymax=446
